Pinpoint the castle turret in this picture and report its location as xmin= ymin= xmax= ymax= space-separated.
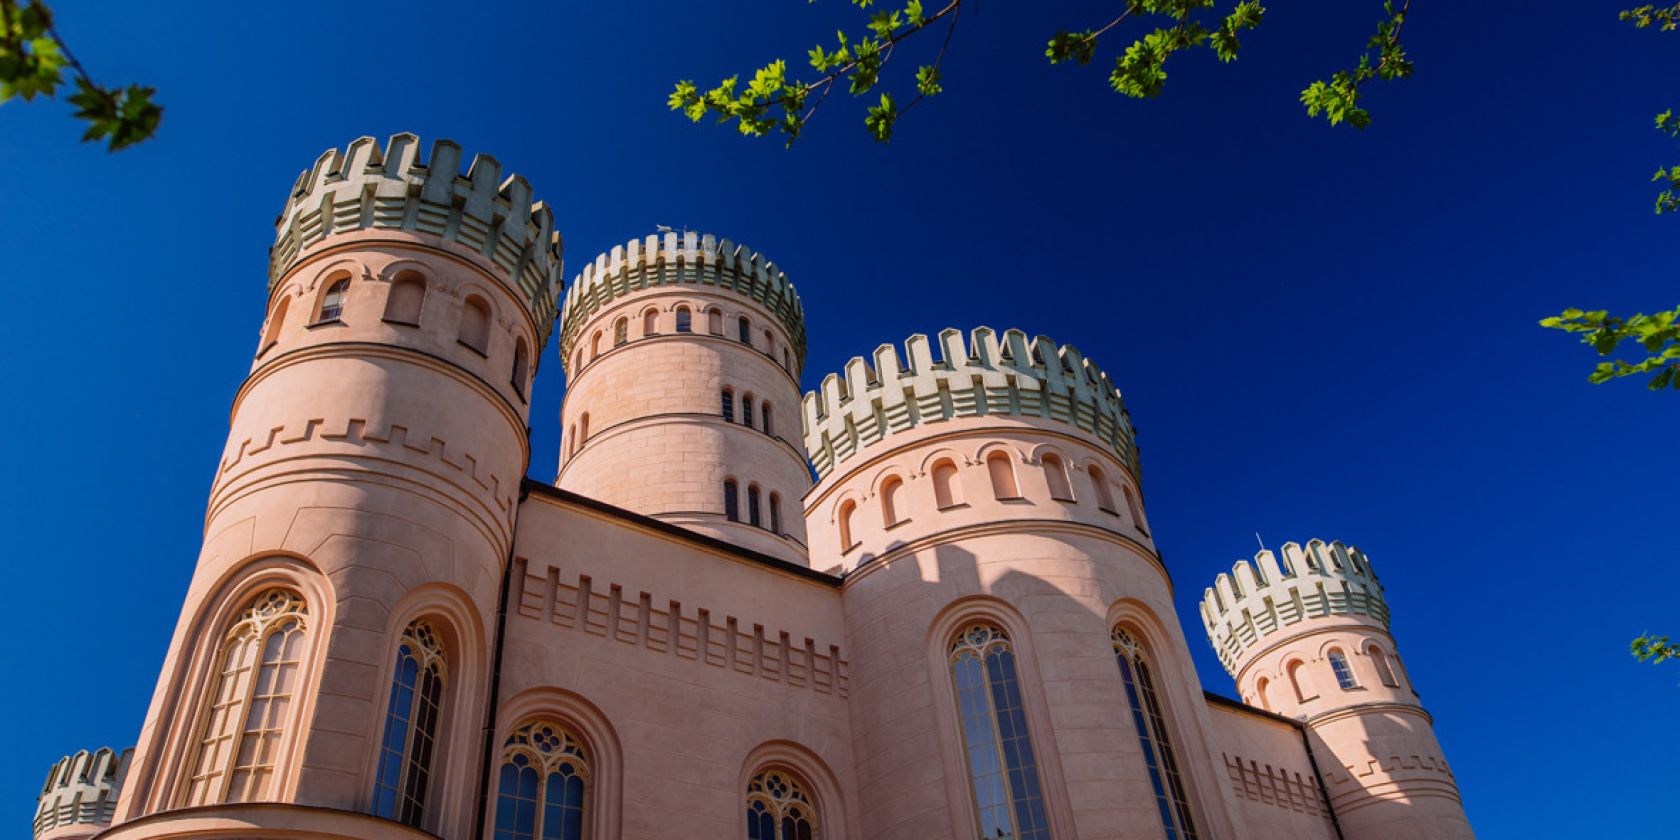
xmin=553 ymin=232 xmax=810 ymax=563
xmin=1201 ymin=540 xmax=1474 ymax=839
xmin=110 ymin=134 xmax=562 ymax=839
xmin=802 ymin=327 xmax=1237 ymax=840
xmin=34 ymin=748 xmax=131 ymax=840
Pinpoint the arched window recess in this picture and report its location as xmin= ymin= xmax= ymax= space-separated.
xmin=746 ymin=767 xmax=818 ymax=840
xmin=492 ymin=720 xmax=590 ymax=840
xmin=1113 ymin=627 xmax=1199 ymax=840
xmin=949 ymin=623 xmax=1051 ymax=840
xmin=372 ymin=620 xmax=448 ymax=827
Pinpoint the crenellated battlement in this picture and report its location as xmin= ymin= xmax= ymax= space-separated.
xmin=800 ymin=327 xmax=1138 ymax=480
xmin=269 ymin=133 xmax=565 ymax=345
xmin=34 ymin=747 xmax=130 ymax=839
xmin=556 ymin=231 xmax=806 ymax=362
xmin=1200 ymin=539 xmax=1389 ymax=676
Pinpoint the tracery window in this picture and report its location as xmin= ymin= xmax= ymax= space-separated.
xmin=181 ymin=588 xmax=309 ymax=807
xmin=1328 ymin=649 xmax=1359 ymax=690
xmin=372 ymin=620 xmax=446 ymax=826
xmin=1113 ymin=628 xmax=1198 ymax=840
xmin=746 ymin=767 xmax=818 ymax=840
xmin=493 ymin=720 xmax=589 ymax=840
xmin=317 ymin=278 xmax=349 ymax=323
xmin=949 ymin=623 xmax=1050 ymax=840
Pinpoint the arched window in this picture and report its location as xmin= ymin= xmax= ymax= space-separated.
xmin=1287 ymin=659 xmax=1316 ymax=703
xmin=571 ymin=348 xmax=582 ymax=375
xmin=722 ymin=388 xmax=736 ymax=423
xmin=763 ymin=329 xmax=775 ymax=356
xmin=460 ymin=295 xmax=491 ymax=354
xmin=986 ymin=451 xmax=1019 ymax=499
xmin=613 ymin=318 xmax=628 ymax=347
xmin=1254 ymin=677 xmax=1273 ymax=712
xmin=748 ymin=485 xmax=763 ymax=527
xmin=782 ymin=348 xmax=792 ymax=373
xmin=1368 ymin=646 xmax=1399 ymax=687
xmin=1328 ymin=649 xmax=1359 ymax=690
xmin=1041 ymin=453 xmax=1073 ymax=501
xmin=1113 ymin=628 xmax=1199 ymax=840
xmin=588 ymin=332 xmax=601 ymax=362
xmin=372 ymin=620 xmax=446 ymax=827
xmin=512 ymin=338 xmax=530 ymax=399
xmin=1089 ymin=465 xmax=1117 ymax=512
xmin=769 ymin=493 xmax=782 ymax=534
xmin=566 ymin=425 xmax=576 ymax=459
xmin=837 ymin=500 xmax=857 ymax=551
xmin=181 ymin=588 xmax=309 ymax=807
xmin=384 ymin=273 xmax=426 ymax=325
xmin=931 ymin=459 xmax=961 ymax=509
xmin=707 ymin=308 xmax=724 ymax=335
xmin=317 ymin=277 xmax=350 ymax=323
xmin=492 ymin=720 xmax=589 ymax=840
xmin=746 ymin=767 xmax=818 ymax=840
xmin=762 ymin=403 xmax=774 ymax=436
xmin=880 ymin=476 xmax=904 ymax=527
xmin=676 ymin=306 xmax=692 ymax=333
xmin=724 ymin=480 xmax=740 ymax=522
xmin=1124 ymin=486 xmax=1146 ymax=533
xmin=642 ymin=308 xmax=658 ymax=337
xmin=949 ymin=624 xmax=1050 ymax=840
xmin=738 ymin=316 xmax=752 ymax=345
xmin=578 ymin=413 xmax=589 ymax=445
xmin=261 ymin=296 xmax=289 ymax=353
xmin=742 ymin=396 xmax=755 ymax=428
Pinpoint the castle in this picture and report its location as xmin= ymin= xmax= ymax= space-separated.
xmin=33 ymin=134 xmax=1474 ymax=840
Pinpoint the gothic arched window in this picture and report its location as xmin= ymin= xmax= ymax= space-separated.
xmin=372 ymin=620 xmax=447 ymax=827
xmin=317 ymin=277 xmax=349 ymax=323
xmin=746 ymin=767 xmax=818 ymax=840
xmin=1113 ymin=627 xmax=1199 ymax=840
xmin=949 ymin=623 xmax=1050 ymax=840
xmin=493 ymin=720 xmax=590 ymax=840
xmin=181 ymin=588 xmax=309 ymax=807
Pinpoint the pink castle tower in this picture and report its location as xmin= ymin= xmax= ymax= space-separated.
xmin=553 ymin=232 xmax=811 ymax=564
xmin=106 ymin=134 xmax=563 ymax=839
xmin=1201 ymin=540 xmax=1475 ymax=839
xmin=34 ymin=748 xmax=131 ymax=840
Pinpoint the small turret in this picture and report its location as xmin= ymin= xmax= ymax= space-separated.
xmin=1203 ymin=540 xmax=1474 ymax=840
xmin=34 ymin=747 xmax=131 ymax=840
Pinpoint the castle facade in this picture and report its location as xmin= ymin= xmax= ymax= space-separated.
xmin=34 ymin=135 xmax=1474 ymax=840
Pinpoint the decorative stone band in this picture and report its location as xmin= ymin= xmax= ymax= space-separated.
xmin=269 ymin=133 xmax=565 ymax=345
xmin=800 ymin=327 xmax=1138 ymax=481
xmin=557 ymin=231 xmax=806 ymax=363
xmin=34 ymin=747 xmax=131 ymax=839
xmin=1200 ymin=540 xmax=1390 ymax=677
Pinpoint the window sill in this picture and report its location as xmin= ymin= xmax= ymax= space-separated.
xmin=936 ymin=502 xmax=969 ymax=512
xmin=457 ymin=339 xmax=488 ymax=358
xmin=382 ymin=317 xmax=420 ymax=327
xmin=307 ymin=318 xmax=343 ymax=329
xmin=884 ymin=518 xmax=912 ymax=532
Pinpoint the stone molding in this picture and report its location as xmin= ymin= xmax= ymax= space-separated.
xmin=557 ymin=231 xmax=806 ymax=362
xmin=269 ymin=133 xmax=564 ymax=345
xmin=800 ymin=327 xmax=1138 ymax=480
xmin=1200 ymin=540 xmax=1390 ymax=676
xmin=34 ymin=747 xmax=130 ymax=839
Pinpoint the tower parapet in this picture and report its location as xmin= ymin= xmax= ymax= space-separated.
xmin=34 ymin=747 xmax=131 ymax=840
xmin=556 ymin=232 xmax=806 ymax=370
xmin=270 ymin=133 xmax=565 ymax=344
xmin=801 ymin=327 xmax=1137 ymax=480
xmin=1200 ymin=539 xmax=1389 ymax=676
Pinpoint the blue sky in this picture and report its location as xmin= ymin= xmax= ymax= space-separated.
xmin=2 ymin=0 xmax=1675 ymax=835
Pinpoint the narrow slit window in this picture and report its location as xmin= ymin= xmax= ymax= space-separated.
xmin=722 ymin=389 xmax=735 ymax=422
xmin=769 ymin=493 xmax=782 ymax=534
xmin=724 ymin=479 xmax=740 ymax=522
xmin=748 ymin=485 xmax=763 ymax=527
xmin=742 ymin=396 xmax=754 ymax=428
xmin=762 ymin=403 xmax=774 ymax=436
xmin=738 ymin=316 xmax=752 ymax=345
xmin=511 ymin=338 xmax=529 ymax=399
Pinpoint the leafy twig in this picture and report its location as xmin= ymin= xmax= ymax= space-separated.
xmin=1300 ymin=0 xmax=1412 ymax=129
xmin=0 ymin=0 xmax=160 ymax=150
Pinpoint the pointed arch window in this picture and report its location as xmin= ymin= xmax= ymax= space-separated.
xmin=372 ymin=620 xmax=446 ymax=826
xmin=181 ymin=588 xmax=309 ymax=807
xmin=1041 ymin=453 xmax=1073 ymax=501
xmin=950 ymin=624 xmax=1050 ymax=840
xmin=1328 ymin=649 xmax=1359 ymax=690
xmin=1113 ymin=628 xmax=1199 ymax=840
xmin=317 ymin=278 xmax=350 ymax=323
xmin=493 ymin=720 xmax=589 ymax=840
xmin=676 ymin=306 xmax=692 ymax=333
xmin=725 ymin=479 xmax=740 ymax=522
xmin=746 ymin=767 xmax=818 ymax=840
xmin=986 ymin=452 xmax=1019 ymax=499
xmin=384 ymin=273 xmax=426 ymax=325
xmin=932 ymin=459 xmax=961 ymax=509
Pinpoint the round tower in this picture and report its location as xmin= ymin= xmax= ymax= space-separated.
xmin=111 ymin=134 xmax=562 ymax=839
xmin=802 ymin=327 xmax=1237 ymax=840
xmin=35 ymin=747 xmax=131 ymax=840
xmin=553 ymin=231 xmax=810 ymax=564
xmin=1201 ymin=540 xmax=1474 ymax=839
